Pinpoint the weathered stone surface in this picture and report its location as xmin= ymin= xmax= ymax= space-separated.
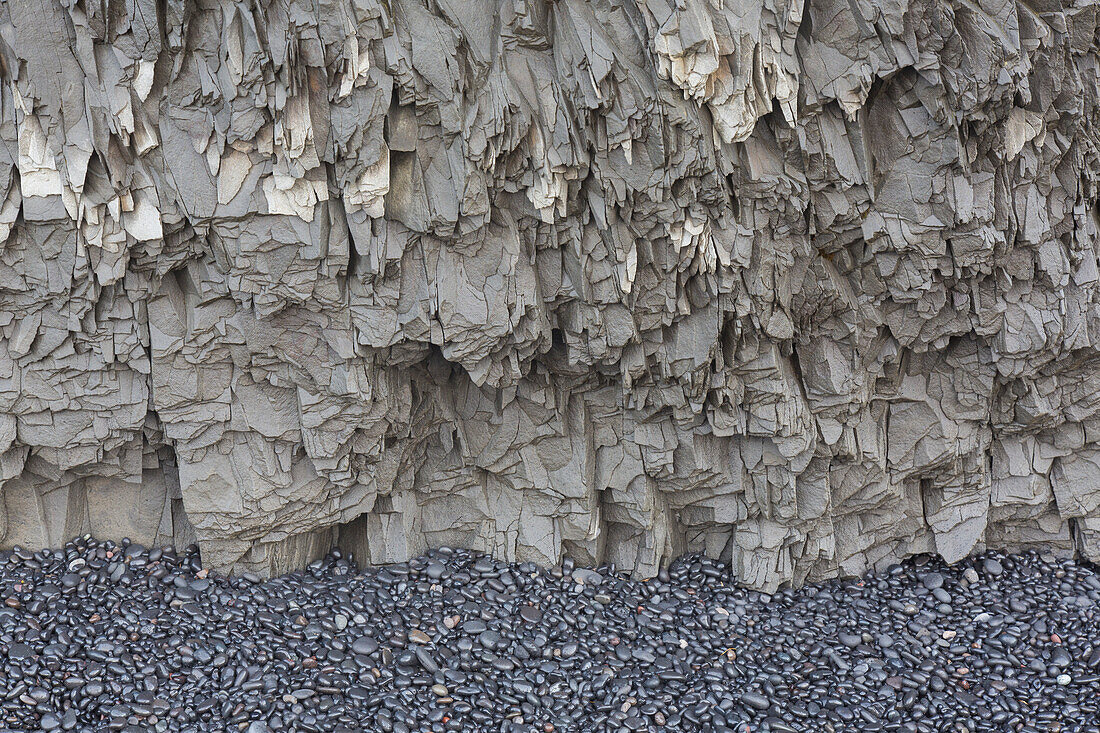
xmin=0 ymin=0 xmax=1099 ymax=591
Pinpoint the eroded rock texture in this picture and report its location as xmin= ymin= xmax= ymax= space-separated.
xmin=0 ymin=0 xmax=1099 ymax=590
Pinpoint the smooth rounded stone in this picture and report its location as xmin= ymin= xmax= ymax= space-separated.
xmin=922 ymin=572 xmax=944 ymax=590
xmin=839 ymin=632 xmax=862 ymax=648
xmin=351 ymin=636 xmax=378 ymax=656
xmin=461 ymin=620 xmax=487 ymax=634
xmin=491 ymin=656 xmax=515 ymax=672
xmin=471 ymin=558 xmax=495 ymax=575
xmin=963 ymin=568 xmax=981 ymax=584
xmin=571 ymin=568 xmax=603 ymax=586
xmin=519 ymin=606 xmax=542 ymax=623
xmin=407 ymin=629 xmax=431 ymax=645
xmin=426 ymin=563 xmax=446 ymax=580
xmin=6 ymin=642 xmax=33 ymax=659
xmin=984 ymin=559 xmax=1004 ymax=577
xmin=1057 ymin=674 xmax=1072 ymax=686
xmin=1051 ymin=648 xmax=1073 ymax=668
xmin=414 ymin=646 xmax=439 ymax=673
xmin=741 ymin=691 xmax=771 ymax=710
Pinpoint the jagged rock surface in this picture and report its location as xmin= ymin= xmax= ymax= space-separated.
xmin=1 ymin=0 xmax=1099 ymax=591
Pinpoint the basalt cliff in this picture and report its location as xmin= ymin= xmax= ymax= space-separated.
xmin=1 ymin=0 xmax=1099 ymax=591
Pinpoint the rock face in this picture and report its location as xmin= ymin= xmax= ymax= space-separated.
xmin=0 ymin=0 xmax=1099 ymax=591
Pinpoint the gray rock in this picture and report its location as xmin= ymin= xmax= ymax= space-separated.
xmin=0 ymin=0 xmax=1098 ymax=592
xmin=839 ymin=632 xmax=862 ymax=649
xmin=741 ymin=692 xmax=771 ymax=711
xmin=572 ymin=569 xmax=604 ymax=586
xmin=922 ymin=573 xmax=944 ymax=591
xmin=351 ymin=637 xmax=378 ymax=657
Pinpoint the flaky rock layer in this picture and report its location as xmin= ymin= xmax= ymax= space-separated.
xmin=1 ymin=0 xmax=1099 ymax=590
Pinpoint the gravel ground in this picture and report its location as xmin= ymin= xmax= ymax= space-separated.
xmin=1 ymin=540 xmax=1099 ymax=733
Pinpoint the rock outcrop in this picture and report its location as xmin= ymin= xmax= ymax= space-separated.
xmin=0 ymin=0 xmax=1099 ymax=590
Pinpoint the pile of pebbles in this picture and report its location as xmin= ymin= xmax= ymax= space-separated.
xmin=2 ymin=539 xmax=1099 ymax=733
